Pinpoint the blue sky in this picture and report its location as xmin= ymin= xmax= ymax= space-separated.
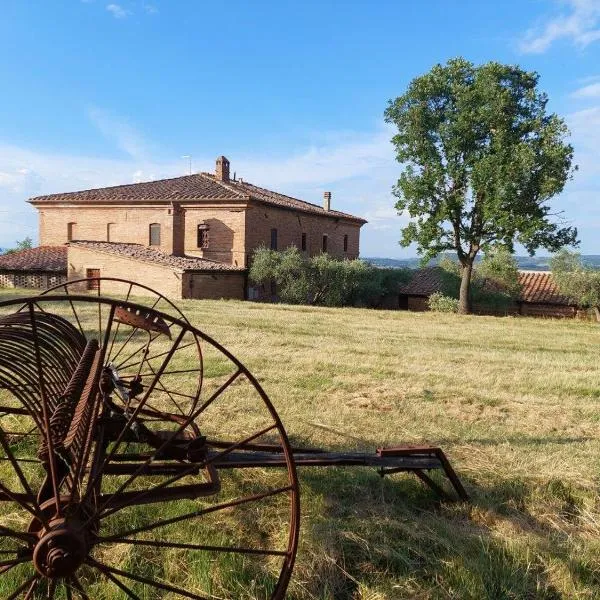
xmin=0 ymin=0 xmax=599 ymax=257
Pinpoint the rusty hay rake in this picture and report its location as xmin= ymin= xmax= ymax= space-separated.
xmin=0 ymin=278 xmax=467 ymax=599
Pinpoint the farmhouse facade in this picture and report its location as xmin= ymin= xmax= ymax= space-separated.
xmin=19 ymin=156 xmax=366 ymax=299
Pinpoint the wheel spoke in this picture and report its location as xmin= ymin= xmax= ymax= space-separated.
xmin=0 ymin=524 xmax=35 ymax=543
xmin=83 ymin=329 xmax=186 ymax=504
xmin=99 ymin=422 xmax=277 ymax=520
xmin=102 ymin=537 xmax=289 ymax=556
xmin=115 ymin=340 xmax=197 ymax=372
xmin=98 ymin=485 xmax=293 ymax=542
xmin=69 ymin=575 xmax=90 ymax=600
xmin=91 ymin=369 xmax=242 ymax=521
xmin=87 ymin=557 xmax=211 ymax=600
xmin=0 ymin=556 xmax=31 ymax=569
xmin=0 ymin=429 xmax=46 ymax=524
xmin=6 ymin=574 xmax=38 ymax=600
xmin=88 ymin=558 xmax=142 ymax=599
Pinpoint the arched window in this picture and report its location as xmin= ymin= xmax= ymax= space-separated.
xmin=322 ymin=234 xmax=328 ymax=253
xmin=270 ymin=228 xmax=278 ymax=250
xmin=67 ymin=222 xmax=77 ymax=242
xmin=197 ymin=223 xmax=209 ymax=248
xmin=149 ymin=223 xmax=161 ymax=246
xmin=107 ymin=223 xmax=116 ymax=242
xmin=343 ymin=234 xmax=348 ymax=252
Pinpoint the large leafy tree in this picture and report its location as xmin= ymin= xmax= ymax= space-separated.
xmin=384 ymin=58 xmax=578 ymax=313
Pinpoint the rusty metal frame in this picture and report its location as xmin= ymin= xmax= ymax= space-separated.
xmin=0 ymin=281 xmax=466 ymax=599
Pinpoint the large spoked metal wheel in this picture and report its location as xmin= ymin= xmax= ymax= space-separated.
xmin=0 ymin=280 xmax=300 ymax=599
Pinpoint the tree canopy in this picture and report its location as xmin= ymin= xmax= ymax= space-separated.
xmin=384 ymin=57 xmax=578 ymax=313
xmin=3 ymin=237 xmax=33 ymax=255
xmin=248 ymin=246 xmax=409 ymax=308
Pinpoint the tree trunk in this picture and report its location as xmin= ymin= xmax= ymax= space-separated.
xmin=458 ymin=260 xmax=474 ymax=314
xmin=594 ymin=306 xmax=600 ymax=323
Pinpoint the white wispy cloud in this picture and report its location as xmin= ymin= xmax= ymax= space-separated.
xmin=143 ymin=3 xmax=158 ymax=14
xmin=519 ymin=0 xmax=600 ymax=53
xmin=106 ymin=3 xmax=130 ymax=19
xmin=87 ymin=107 xmax=153 ymax=160
xmin=571 ymin=81 xmax=600 ymax=98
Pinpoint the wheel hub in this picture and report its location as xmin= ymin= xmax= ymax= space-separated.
xmin=29 ymin=497 xmax=97 ymax=579
xmin=33 ymin=525 xmax=87 ymax=578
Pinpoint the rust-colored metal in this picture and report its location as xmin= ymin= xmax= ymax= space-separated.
xmin=114 ymin=305 xmax=171 ymax=338
xmin=0 ymin=278 xmax=466 ymax=600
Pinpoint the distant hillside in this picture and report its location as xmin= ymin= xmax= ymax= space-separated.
xmin=364 ymin=255 xmax=600 ymax=271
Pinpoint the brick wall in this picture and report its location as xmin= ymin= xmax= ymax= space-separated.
xmin=245 ymin=203 xmax=361 ymax=263
xmin=39 ymin=206 xmax=178 ymax=254
xmin=519 ymin=303 xmax=577 ymax=318
xmin=68 ymin=246 xmax=183 ymax=298
xmin=38 ymin=200 xmax=363 ymax=269
xmin=406 ymin=296 xmax=429 ymax=311
xmin=182 ymin=272 xmax=245 ymax=300
xmin=182 ymin=206 xmax=247 ymax=267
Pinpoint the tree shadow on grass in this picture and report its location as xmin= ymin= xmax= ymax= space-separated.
xmin=289 ymin=466 xmax=600 ymax=600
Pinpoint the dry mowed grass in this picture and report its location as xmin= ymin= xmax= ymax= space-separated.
xmin=175 ymin=298 xmax=600 ymax=600
xmin=2 ymin=287 xmax=600 ymax=599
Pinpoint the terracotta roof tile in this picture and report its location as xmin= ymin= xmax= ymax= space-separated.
xmin=201 ymin=173 xmax=367 ymax=223
xmin=398 ymin=267 xmax=444 ymax=296
xmin=29 ymin=172 xmax=366 ymax=223
xmin=0 ymin=246 xmax=67 ymax=272
xmin=29 ymin=174 xmax=245 ymax=204
xmin=69 ymin=241 xmax=244 ymax=272
xmin=518 ymin=271 xmax=573 ymax=305
xmin=399 ymin=267 xmax=575 ymax=306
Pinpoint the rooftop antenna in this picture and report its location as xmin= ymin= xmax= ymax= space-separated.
xmin=181 ymin=155 xmax=192 ymax=175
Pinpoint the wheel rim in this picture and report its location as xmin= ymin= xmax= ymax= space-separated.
xmin=0 ymin=286 xmax=300 ymax=599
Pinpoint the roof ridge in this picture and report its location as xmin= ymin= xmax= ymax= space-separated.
xmin=201 ymin=172 xmax=366 ymax=222
xmin=198 ymin=173 xmax=248 ymax=198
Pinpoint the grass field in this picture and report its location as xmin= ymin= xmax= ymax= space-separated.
xmin=1 ymin=289 xmax=600 ymax=599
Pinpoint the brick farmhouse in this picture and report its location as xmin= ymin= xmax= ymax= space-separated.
xmin=1 ymin=156 xmax=366 ymax=299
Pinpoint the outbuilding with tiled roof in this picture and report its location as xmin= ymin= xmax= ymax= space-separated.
xmin=397 ymin=267 xmax=579 ymax=317
xmin=0 ymin=246 xmax=67 ymax=290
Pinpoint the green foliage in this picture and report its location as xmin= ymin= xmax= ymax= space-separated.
xmin=248 ymin=246 xmax=410 ymax=307
xmin=477 ymin=247 xmax=521 ymax=298
xmin=551 ymin=249 xmax=600 ymax=317
xmin=427 ymin=292 xmax=459 ymax=313
xmin=384 ymin=57 xmax=578 ymax=312
xmin=436 ymin=249 xmax=520 ymax=311
xmin=3 ymin=237 xmax=33 ymax=255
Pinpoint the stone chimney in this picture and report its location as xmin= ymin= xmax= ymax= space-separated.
xmin=215 ymin=156 xmax=230 ymax=182
xmin=323 ymin=191 xmax=331 ymax=211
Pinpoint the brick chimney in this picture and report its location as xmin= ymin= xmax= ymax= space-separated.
xmin=323 ymin=191 xmax=331 ymax=211
xmin=215 ymin=156 xmax=230 ymax=182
